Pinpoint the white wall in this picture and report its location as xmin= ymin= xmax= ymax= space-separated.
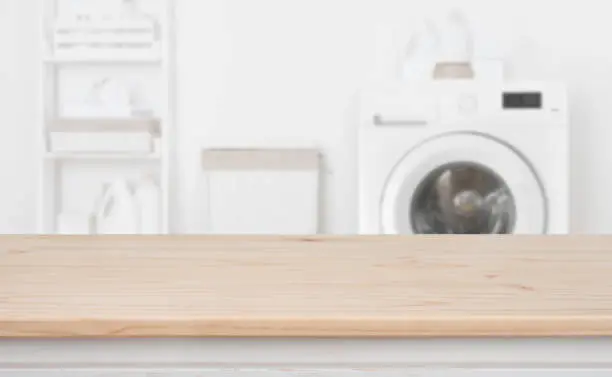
xmin=2 ymin=0 xmax=612 ymax=233
xmin=175 ymin=0 xmax=612 ymax=234
xmin=0 ymin=0 xmax=39 ymax=233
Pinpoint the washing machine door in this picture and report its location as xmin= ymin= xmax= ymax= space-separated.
xmin=381 ymin=133 xmax=546 ymax=234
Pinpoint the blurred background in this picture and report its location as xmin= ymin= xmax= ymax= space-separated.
xmin=0 ymin=0 xmax=609 ymax=234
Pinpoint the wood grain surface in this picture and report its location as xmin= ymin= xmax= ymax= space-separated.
xmin=1 ymin=236 xmax=612 ymax=338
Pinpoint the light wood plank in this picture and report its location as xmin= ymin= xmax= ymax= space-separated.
xmin=1 ymin=236 xmax=612 ymax=338
xmin=49 ymin=118 xmax=161 ymax=135
xmin=202 ymin=149 xmax=320 ymax=171
xmin=1 ymin=370 xmax=611 ymax=377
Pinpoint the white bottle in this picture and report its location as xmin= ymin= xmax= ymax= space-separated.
xmin=434 ymin=9 xmax=473 ymax=65
xmin=431 ymin=9 xmax=475 ymax=79
xmin=94 ymin=180 xmax=140 ymax=235
xmin=94 ymin=78 xmax=133 ymax=117
xmin=133 ymin=176 xmax=162 ymax=234
xmin=399 ymin=19 xmax=438 ymax=82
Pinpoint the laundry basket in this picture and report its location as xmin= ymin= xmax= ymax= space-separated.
xmin=201 ymin=149 xmax=321 ymax=235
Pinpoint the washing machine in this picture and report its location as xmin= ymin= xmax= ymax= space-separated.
xmin=358 ymin=80 xmax=569 ymax=235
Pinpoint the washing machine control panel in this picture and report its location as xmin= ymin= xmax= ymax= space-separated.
xmin=438 ymin=92 xmax=489 ymax=121
xmin=457 ymin=94 xmax=479 ymax=114
xmin=434 ymin=83 xmax=566 ymax=126
xmin=503 ymin=92 xmax=542 ymax=109
xmin=362 ymin=82 xmax=567 ymax=128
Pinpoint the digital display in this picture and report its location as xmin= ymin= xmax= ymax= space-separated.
xmin=503 ymin=92 xmax=542 ymax=109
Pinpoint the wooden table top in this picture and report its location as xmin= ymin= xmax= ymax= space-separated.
xmin=1 ymin=236 xmax=611 ymax=338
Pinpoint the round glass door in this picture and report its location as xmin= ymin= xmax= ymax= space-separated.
xmin=411 ymin=163 xmax=516 ymax=234
xmin=381 ymin=133 xmax=546 ymax=235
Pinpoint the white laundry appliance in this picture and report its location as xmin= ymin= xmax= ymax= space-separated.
xmin=358 ymin=81 xmax=569 ymax=235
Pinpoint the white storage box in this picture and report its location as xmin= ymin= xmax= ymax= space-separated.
xmin=48 ymin=118 xmax=159 ymax=153
xmin=202 ymin=149 xmax=321 ymax=235
xmin=50 ymin=132 xmax=153 ymax=153
xmin=52 ymin=18 xmax=160 ymax=61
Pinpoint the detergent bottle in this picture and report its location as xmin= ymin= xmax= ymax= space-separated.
xmin=94 ymin=180 xmax=140 ymax=235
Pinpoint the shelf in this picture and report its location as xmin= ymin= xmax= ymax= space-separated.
xmin=52 ymin=18 xmax=158 ymax=31
xmin=44 ymin=55 xmax=162 ymax=65
xmin=44 ymin=152 xmax=161 ymax=161
xmin=39 ymin=0 xmax=174 ymax=235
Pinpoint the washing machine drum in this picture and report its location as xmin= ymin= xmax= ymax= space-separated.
xmin=381 ymin=133 xmax=547 ymax=235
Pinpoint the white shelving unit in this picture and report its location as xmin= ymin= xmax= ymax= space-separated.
xmin=37 ymin=0 xmax=175 ymax=234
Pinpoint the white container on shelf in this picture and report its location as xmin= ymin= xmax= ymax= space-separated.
xmin=94 ymin=180 xmax=140 ymax=235
xmin=63 ymin=78 xmax=133 ymax=119
xmin=52 ymin=13 xmax=159 ymax=61
xmin=134 ymin=176 xmax=162 ymax=234
xmin=48 ymin=47 xmax=162 ymax=63
xmin=153 ymin=137 xmax=162 ymax=154
xmin=48 ymin=117 xmax=159 ymax=153
xmin=49 ymin=132 xmax=153 ymax=153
